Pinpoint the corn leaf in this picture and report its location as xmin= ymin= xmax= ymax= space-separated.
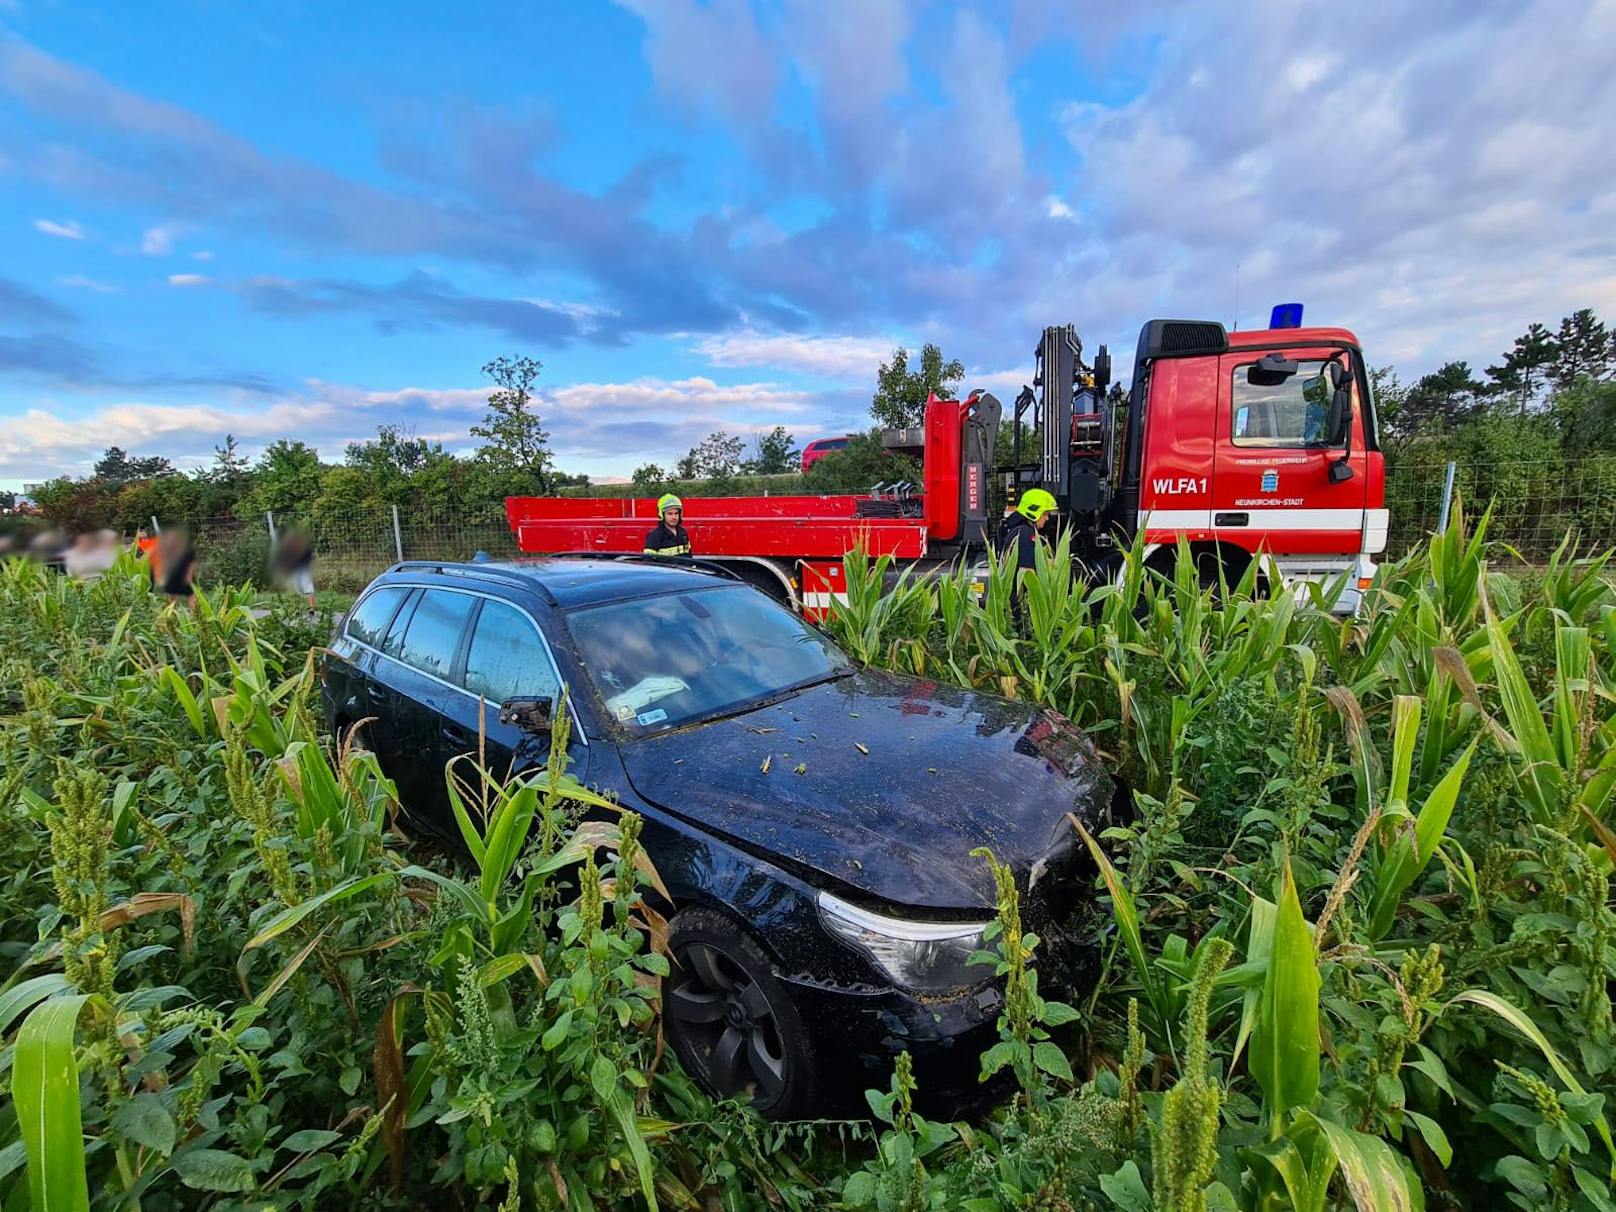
xmin=1369 ymin=741 xmax=1476 ymax=940
xmin=1250 ymin=860 xmax=1320 ymax=1126
xmin=1232 ymin=896 xmax=1275 ymax=1068
xmin=1486 ymin=618 xmax=1563 ymax=823
xmin=1308 ymin=1112 xmax=1417 ymax=1211
xmin=1069 ymin=813 xmax=1173 ymax=1058
xmin=13 ymin=994 xmax=94 ymax=1212
xmin=1451 ymin=988 xmax=1616 ymax=1177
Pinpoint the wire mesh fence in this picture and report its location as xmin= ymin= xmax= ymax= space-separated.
xmin=1384 ymin=456 xmax=1616 ymax=560
xmin=162 ymin=455 xmax=1616 ymax=594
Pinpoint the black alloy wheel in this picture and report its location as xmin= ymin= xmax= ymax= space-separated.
xmin=664 ymin=908 xmax=817 ymax=1118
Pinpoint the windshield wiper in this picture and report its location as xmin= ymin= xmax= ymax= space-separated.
xmin=683 ymin=667 xmax=855 ymax=729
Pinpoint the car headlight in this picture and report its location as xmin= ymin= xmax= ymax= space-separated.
xmin=816 ymin=890 xmax=993 ymax=994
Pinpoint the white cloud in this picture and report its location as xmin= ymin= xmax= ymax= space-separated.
xmin=0 ymin=374 xmax=839 ymax=483
xmin=1046 ymin=196 xmax=1076 ymax=221
xmin=56 ymin=275 xmax=119 ymax=294
xmin=1051 ymin=0 xmax=1616 ymax=376
xmin=192 ymin=250 xmax=215 ymax=261
xmin=167 ymin=273 xmax=209 ymax=287
xmin=33 ymin=218 xmax=84 ymax=240
xmin=690 ymin=329 xmax=902 ymax=380
xmin=141 ymin=224 xmax=181 ymax=255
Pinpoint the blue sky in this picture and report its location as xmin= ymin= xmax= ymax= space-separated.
xmin=2 ymin=0 xmax=1614 ymax=488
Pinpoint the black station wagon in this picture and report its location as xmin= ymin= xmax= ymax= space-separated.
xmin=322 ymin=557 xmax=1118 ymax=1116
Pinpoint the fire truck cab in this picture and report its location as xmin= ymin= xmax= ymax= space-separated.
xmin=1003 ymin=315 xmax=1386 ymax=610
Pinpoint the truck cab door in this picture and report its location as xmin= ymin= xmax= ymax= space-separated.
xmin=1213 ymin=346 xmax=1370 ymax=561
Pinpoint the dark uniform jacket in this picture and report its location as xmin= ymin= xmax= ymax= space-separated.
xmin=643 ymin=522 xmax=692 ymax=557
xmin=994 ymin=514 xmax=1042 ymax=572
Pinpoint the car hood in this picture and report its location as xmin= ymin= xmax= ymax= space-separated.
xmin=619 ymin=668 xmax=1114 ymax=912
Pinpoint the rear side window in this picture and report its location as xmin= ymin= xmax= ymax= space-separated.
xmin=396 ymin=589 xmax=476 ymax=682
xmin=347 ymin=587 xmax=406 ymax=647
xmin=464 ymin=600 xmax=559 ymax=705
xmin=381 ymin=590 xmax=419 ymax=658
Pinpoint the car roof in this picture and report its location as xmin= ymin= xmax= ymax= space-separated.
xmin=378 ymin=556 xmax=732 ymax=609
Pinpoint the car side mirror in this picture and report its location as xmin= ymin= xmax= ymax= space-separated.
xmin=1247 ymin=352 xmax=1300 ymax=386
xmin=499 ymin=695 xmax=554 ymax=735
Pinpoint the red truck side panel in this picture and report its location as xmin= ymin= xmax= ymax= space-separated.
xmin=923 ymin=396 xmax=963 ymax=542
xmin=506 ymin=495 xmax=929 ymax=560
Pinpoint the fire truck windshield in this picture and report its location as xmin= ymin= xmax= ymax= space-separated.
xmin=1231 ymin=359 xmax=1345 ymax=449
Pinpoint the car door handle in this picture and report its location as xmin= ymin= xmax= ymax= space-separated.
xmin=365 ymin=683 xmax=386 ymax=703
xmin=1214 ymin=512 xmax=1249 ymax=527
xmin=441 ymin=725 xmax=471 ymax=747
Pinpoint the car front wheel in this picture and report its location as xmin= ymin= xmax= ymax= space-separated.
xmin=663 ymin=908 xmax=818 ymax=1118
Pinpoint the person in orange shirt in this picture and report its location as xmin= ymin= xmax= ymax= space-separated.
xmin=136 ymin=527 xmax=160 ymax=587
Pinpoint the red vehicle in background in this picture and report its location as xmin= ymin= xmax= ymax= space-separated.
xmin=507 ymin=312 xmax=1387 ymax=617
xmin=800 ymin=435 xmax=854 ymax=472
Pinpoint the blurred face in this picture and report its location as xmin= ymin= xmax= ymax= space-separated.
xmin=1034 ymin=510 xmax=1052 ymax=530
xmin=663 ymin=507 xmax=682 ymax=527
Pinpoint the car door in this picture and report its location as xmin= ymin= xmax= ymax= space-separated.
xmin=327 ymin=584 xmax=411 ymax=741
xmin=1214 ymin=347 xmax=1370 ymax=555
xmin=445 ymin=596 xmax=589 ymax=792
xmin=383 ymin=587 xmax=479 ymax=836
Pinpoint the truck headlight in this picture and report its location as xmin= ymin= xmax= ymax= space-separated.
xmin=816 ymin=891 xmax=992 ymax=994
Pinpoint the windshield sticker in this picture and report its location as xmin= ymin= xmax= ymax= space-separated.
xmin=636 ymin=708 xmax=668 ymax=726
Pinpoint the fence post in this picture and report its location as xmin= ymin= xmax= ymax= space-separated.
xmin=266 ymin=511 xmax=278 ymax=547
xmin=149 ymin=514 xmax=161 ymax=534
xmin=391 ymin=505 xmax=404 ymax=563
xmin=1436 ymin=461 xmax=1457 ymax=535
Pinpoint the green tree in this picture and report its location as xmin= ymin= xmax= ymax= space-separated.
xmin=245 ymin=439 xmax=325 ymax=516
xmin=631 ymin=463 xmax=667 ymax=489
xmin=871 ymin=343 xmax=965 ymax=429
xmin=1369 ymin=365 xmax=1413 ymax=451
xmin=1404 ymin=361 xmax=1485 ymax=434
xmin=683 ymin=431 xmax=745 ymax=480
xmin=1487 ymin=322 xmax=1557 ymax=413
xmin=745 ymin=426 xmax=799 ymax=474
xmin=472 ymin=355 xmax=552 ymax=494
xmin=0 ymin=490 xmax=14 ymax=512
xmin=1551 ymin=308 xmax=1612 ymax=389
xmin=93 ymin=446 xmax=173 ymax=485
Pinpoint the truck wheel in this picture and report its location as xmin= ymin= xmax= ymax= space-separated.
xmin=664 ymin=907 xmax=819 ymax=1118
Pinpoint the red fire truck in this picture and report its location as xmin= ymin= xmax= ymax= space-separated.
xmin=506 ymin=313 xmax=1388 ymax=615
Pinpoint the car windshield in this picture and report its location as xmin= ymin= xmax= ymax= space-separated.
xmin=566 ymin=586 xmax=851 ymax=731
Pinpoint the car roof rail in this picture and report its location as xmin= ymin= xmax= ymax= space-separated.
xmin=385 ymin=559 xmax=558 ymax=605
xmin=542 ymin=551 xmax=746 ymax=584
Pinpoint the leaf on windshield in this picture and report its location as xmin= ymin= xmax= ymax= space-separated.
xmin=854 ymin=743 xmax=869 ymax=755
xmin=794 ymin=763 xmax=807 ymax=775
xmin=760 ymin=755 xmax=772 ymax=774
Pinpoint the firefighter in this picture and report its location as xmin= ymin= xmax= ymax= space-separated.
xmin=995 ymin=488 xmax=1057 ymax=630
xmin=644 ymin=494 xmax=692 ymax=557
xmin=996 ymin=488 xmax=1057 ymax=573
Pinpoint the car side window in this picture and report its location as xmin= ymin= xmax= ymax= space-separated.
xmin=463 ymin=600 xmax=559 ymax=705
xmin=380 ymin=589 xmax=419 ymax=658
xmin=396 ymin=589 xmax=476 ymax=682
xmin=347 ymin=587 xmax=406 ymax=647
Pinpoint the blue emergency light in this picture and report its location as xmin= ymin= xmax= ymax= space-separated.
xmin=1270 ymin=303 xmax=1304 ymax=329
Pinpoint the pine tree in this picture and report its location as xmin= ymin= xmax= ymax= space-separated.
xmin=1551 ymin=308 xmax=1611 ymax=388
xmin=1486 ymin=322 xmax=1557 ymax=413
